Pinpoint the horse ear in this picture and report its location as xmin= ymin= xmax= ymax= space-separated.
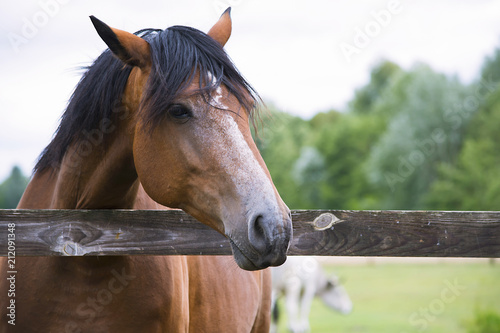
xmin=207 ymin=7 xmax=232 ymax=47
xmin=90 ymin=16 xmax=151 ymax=69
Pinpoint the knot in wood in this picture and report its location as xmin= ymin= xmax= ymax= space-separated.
xmin=312 ymin=213 xmax=342 ymax=230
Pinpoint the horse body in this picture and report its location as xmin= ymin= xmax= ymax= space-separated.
xmin=187 ymin=256 xmax=271 ymax=333
xmin=9 ymin=257 xmax=190 ymax=332
xmin=0 ymin=9 xmax=289 ymax=332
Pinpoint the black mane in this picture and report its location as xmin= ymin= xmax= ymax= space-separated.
xmin=34 ymin=25 xmax=259 ymax=173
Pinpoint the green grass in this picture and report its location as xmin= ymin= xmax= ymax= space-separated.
xmin=275 ymin=261 xmax=500 ymax=333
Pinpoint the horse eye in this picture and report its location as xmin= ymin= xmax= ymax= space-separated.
xmin=168 ymin=104 xmax=192 ymax=121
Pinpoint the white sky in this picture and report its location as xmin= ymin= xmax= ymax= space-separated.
xmin=1 ymin=0 xmax=500 ymax=180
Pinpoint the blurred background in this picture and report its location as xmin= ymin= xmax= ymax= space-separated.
xmin=1 ymin=1 xmax=500 ymax=332
xmin=2 ymin=0 xmax=500 ymax=211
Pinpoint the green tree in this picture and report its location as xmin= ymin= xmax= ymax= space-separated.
xmin=311 ymin=111 xmax=385 ymax=209
xmin=480 ymin=47 xmax=500 ymax=88
xmin=0 ymin=166 xmax=29 ymax=208
xmin=425 ymin=85 xmax=500 ymax=210
xmin=256 ymin=107 xmax=310 ymax=209
xmin=350 ymin=60 xmax=402 ymax=115
xmin=292 ymin=146 xmax=327 ymax=208
xmin=424 ymin=45 xmax=500 ymax=210
xmin=365 ymin=64 xmax=474 ymax=209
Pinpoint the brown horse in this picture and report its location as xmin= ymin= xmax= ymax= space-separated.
xmin=0 ymin=9 xmax=292 ymax=332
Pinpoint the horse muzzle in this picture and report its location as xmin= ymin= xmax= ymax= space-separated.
xmin=227 ymin=209 xmax=293 ymax=271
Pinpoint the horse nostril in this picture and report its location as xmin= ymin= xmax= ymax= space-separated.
xmin=248 ymin=214 xmax=269 ymax=254
xmin=254 ymin=215 xmax=265 ymax=235
xmin=245 ymin=212 xmax=291 ymax=268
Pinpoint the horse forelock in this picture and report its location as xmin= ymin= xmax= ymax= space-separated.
xmin=140 ymin=25 xmax=260 ymax=130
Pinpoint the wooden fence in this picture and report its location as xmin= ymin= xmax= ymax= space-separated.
xmin=0 ymin=209 xmax=499 ymax=257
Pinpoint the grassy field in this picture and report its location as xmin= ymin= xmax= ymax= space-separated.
xmin=274 ymin=261 xmax=500 ymax=333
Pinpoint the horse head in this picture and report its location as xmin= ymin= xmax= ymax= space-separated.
xmin=90 ymin=9 xmax=292 ymax=270
xmin=319 ymin=275 xmax=353 ymax=314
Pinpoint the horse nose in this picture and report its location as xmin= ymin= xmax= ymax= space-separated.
xmin=248 ymin=212 xmax=292 ymax=267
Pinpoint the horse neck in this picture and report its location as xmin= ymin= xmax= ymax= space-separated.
xmin=19 ymin=122 xmax=139 ymax=210
xmin=57 ymin=126 xmax=140 ymax=209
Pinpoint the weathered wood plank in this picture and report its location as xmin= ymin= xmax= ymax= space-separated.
xmin=0 ymin=210 xmax=230 ymax=256
xmin=0 ymin=209 xmax=499 ymax=257
xmin=290 ymin=210 xmax=500 ymax=257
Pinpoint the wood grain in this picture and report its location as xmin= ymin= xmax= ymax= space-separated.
xmin=0 ymin=209 xmax=499 ymax=257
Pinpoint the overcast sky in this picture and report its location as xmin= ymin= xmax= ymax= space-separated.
xmin=1 ymin=0 xmax=500 ymax=180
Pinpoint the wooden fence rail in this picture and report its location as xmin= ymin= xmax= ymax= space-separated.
xmin=0 ymin=209 xmax=499 ymax=257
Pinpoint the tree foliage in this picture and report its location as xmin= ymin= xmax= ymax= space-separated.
xmin=425 ymin=84 xmax=500 ymax=210
xmin=0 ymin=166 xmax=29 ymax=208
xmin=365 ymin=64 xmax=475 ymax=209
xmin=257 ymin=47 xmax=500 ymax=211
xmin=4 ymin=47 xmax=500 ymax=211
xmin=350 ymin=60 xmax=402 ymax=115
xmin=255 ymin=107 xmax=310 ymax=208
